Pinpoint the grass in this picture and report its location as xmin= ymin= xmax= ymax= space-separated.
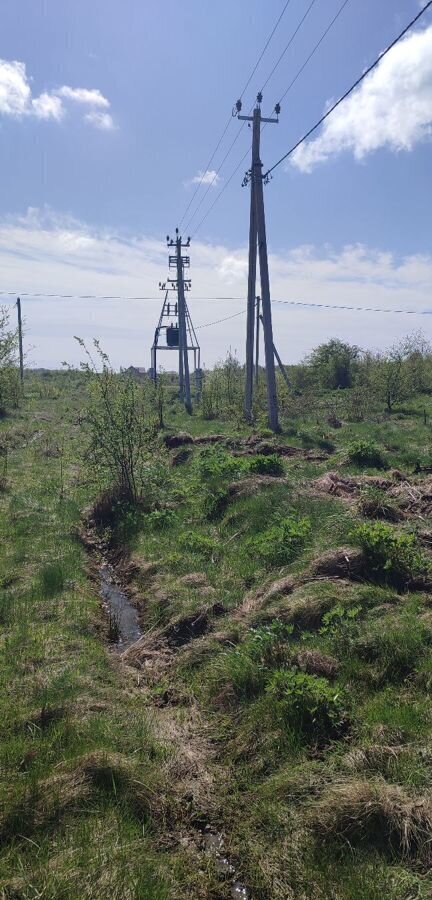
xmin=2 ymin=372 xmax=432 ymax=898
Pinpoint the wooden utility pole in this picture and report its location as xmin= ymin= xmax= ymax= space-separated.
xmin=237 ymin=94 xmax=280 ymax=431
xmin=259 ymin=313 xmax=291 ymax=391
xmin=16 ymin=296 xmax=24 ymax=389
xmin=255 ymin=295 xmax=260 ymax=386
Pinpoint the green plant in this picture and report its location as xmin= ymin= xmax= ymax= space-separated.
xmin=38 ymin=562 xmax=65 ymax=598
xmin=248 ymin=453 xmax=284 ymax=476
xmin=178 ymin=530 xmax=215 ymax=559
xmin=319 ymin=604 xmax=361 ymax=653
xmin=266 ymin=670 xmax=349 ymax=740
xmin=347 ymin=440 xmax=385 ymax=469
xmin=147 ymin=507 xmax=178 ymax=530
xmin=247 ymin=514 xmax=311 ymax=569
xmin=352 ymin=521 xmax=429 ymax=588
xmin=196 ymin=445 xmax=243 ymax=482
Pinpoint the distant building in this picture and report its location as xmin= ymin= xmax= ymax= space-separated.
xmin=124 ymin=366 xmax=148 ymax=379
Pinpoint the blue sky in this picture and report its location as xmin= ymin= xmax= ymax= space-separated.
xmin=0 ymin=0 xmax=431 ymax=368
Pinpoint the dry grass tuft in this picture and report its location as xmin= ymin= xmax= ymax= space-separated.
xmin=309 ymin=778 xmax=432 ymax=865
xmin=308 ymin=547 xmax=365 ymax=581
xmin=295 ymin=649 xmax=339 ymax=679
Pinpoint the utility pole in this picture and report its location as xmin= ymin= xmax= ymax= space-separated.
xmin=16 ymin=296 xmax=24 ymax=389
xmin=167 ymin=229 xmax=192 ymax=413
xmin=255 ymin=295 xmax=260 ymax=386
xmin=237 ymin=93 xmax=280 ymax=431
xmin=259 ymin=313 xmax=291 ymax=392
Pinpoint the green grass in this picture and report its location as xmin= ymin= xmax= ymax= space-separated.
xmin=3 ymin=372 xmax=432 ymax=898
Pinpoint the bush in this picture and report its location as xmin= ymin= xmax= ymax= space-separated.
xmin=351 ymin=521 xmax=428 ymax=588
xmin=248 ymin=453 xmax=284 ymax=477
xmin=266 ymin=670 xmax=349 ymax=740
xmin=347 ymin=440 xmax=386 ymax=469
xmin=147 ymin=507 xmax=177 ymax=530
xmin=247 ymin=514 xmax=311 ymax=569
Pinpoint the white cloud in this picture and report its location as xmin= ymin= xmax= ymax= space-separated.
xmin=1 ymin=208 xmax=432 ymax=370
xmin=292 ymin=24 xmax=432 ymax=172
xmin=84 ymin=110 xmax=115 ymax=131
xmin=0 ymin=57 xmax=114 ymax=129
xmin=0 ymin=60 xmax=32 ymax=116
xmin=56 ymin=86 xmax=110 ymax=108
xmin=188 ymin=169 xmax=220 ymax=187
xmin=31 ymin=92 xmax=64 ymax=121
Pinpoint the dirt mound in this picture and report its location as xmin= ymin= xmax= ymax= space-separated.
xmin=295 ymin=649 xmax=339 ymax=679
xmin=164 ymin=611 xmax=210 ymax=648
xmin=388 ymin=477 xmax=432 ymax=517
xmin=171 ymin=447 xmax=193 ymax=466
xmin=313 ymin=471 xmax=390 ymax=499
xmin=164 ymin=432 xmax=194 ymax=449
xmin=308 ymin=547 xmax=366 ymax=580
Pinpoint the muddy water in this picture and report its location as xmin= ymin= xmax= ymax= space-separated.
xmin=100 ymin=563 xmax=142 ymax=649
xmin=202 ymin=827 xmax=250 ymax=898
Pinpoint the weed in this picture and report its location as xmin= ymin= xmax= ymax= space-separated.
xmin=347 ymin=439 xmax=386 ymax=468
xmin=266 ymin=670 xmax=349 ymax=741
xmin=247 ymin=513 xmax=311 ymax=569
xmin=248 ymin=453 xmax=284 ymax=476
xmin=352 ymin=521 xmax=429 ymax=588
xmin=38 ymin=561 xmax=65 ymax=598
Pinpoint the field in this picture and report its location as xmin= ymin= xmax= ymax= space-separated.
xmin=2 ymin=364 xmax=432 ymax=899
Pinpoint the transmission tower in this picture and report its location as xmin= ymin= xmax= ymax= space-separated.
xmin=150 ymin=230 xmax=200 ymax=411
xmin=236 ymin=92 xmax=280 ymax=432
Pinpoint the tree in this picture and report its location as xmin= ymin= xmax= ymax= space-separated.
xmin=307 ymin=339 xmax=360 ymax=390
xmin=371 ymin=340 xmax=412 ymax=412
xmin=76 ymin=339 xmax=156 ymax=502
xmin=0 ymin=305 xmax=20 ymax=416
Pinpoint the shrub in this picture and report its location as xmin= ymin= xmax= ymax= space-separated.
xmin=248 ymin=453 xmax=284 ymax=477
xmin=266 ymin=670 xmax=349 ymax=740
xmin=351 ymin=521 xmax=428 ymax=588
xmin=247 ymin=514 xmax=311 ymax=569
xmin=319 ymin=604 xmax=361 ymax=654
xmin=147 ymin=507 xmax=177 ymax=530
xmin=347 ymin=440 xmax=386 ymax=469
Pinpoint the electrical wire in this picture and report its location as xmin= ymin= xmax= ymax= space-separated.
xmin=191 ymin=145 xmax=251 ymax=239
xmin=184 ymin=122 xmax=248 ymax=232
xmin=273 ymin=299 xmax=432 ymax=315
xmin=0 ymin=292 xmax=246 ymax=302
xmin=264 ymin=0 xmax=432 ymax=178
xmin=178 ymin=0 xmax=293 ymax=230
xmin=276 ymin=0 xmax=352 ymax=106
xmin=195 ymin=308 xmax=248 ymax=330
xmin=260 ymin=0 xmax=318 ymax=94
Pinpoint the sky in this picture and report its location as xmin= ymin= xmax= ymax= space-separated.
xmin=0 ymin=0 xmax=431 ymax=370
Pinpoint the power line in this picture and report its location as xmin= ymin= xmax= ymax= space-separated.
xmin=276 ymin=0 xmax=352 ymax=106
xmin=191 ymin=145 xmax=251 ymax=238
xmin=195 ymin=308 xmax=248 ymax=330
xmin=273 ymin=299 xmax=432 ymax=316
xmin=179 ymin=0 xmax=293 ymax=230
xmin=184 ymin=122 xmax=248 ymax=232
xmin=260 ymin=0 xmax=318 ymax=94
xmin=239 ymin=0 xmax=293 ymax=100
xmin=0 ymin=292 xmax=246 ymax=302
xmin=265 ymin=0 xmax=432 ymax=178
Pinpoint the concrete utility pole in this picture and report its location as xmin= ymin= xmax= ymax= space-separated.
xmin=167 ymin=229 xmax=192 ymax=413
xmin=237 ymin=94 xmax=280 ymax=431
xmin=16 ymin=296 xmax=24 ymax=388
xmin=255 ymin=295 xmax=260 ymax=386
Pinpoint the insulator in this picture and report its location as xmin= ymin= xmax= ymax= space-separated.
xmin=275 ymin=102 xmax=281 ymax=116
xmin=235 ymin=99 xmax=242 ymax=113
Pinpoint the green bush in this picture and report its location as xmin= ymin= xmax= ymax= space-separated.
xmin=147 ymin=507 xmax=177 ymax=529
xmin=266 ymin=670 xmax=348 ymax=740
xmin=248 ymin=453 xmax=284 ymax=477
xmin=247 ymin=514 xmax=311 ymax=569
xmin=351 ymin=521 xmax=428 ymax=588
xmin=347 ymin=440 xmax=386 ymax=469
xmin=319 ymin=604 xmax=361 ymax=654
